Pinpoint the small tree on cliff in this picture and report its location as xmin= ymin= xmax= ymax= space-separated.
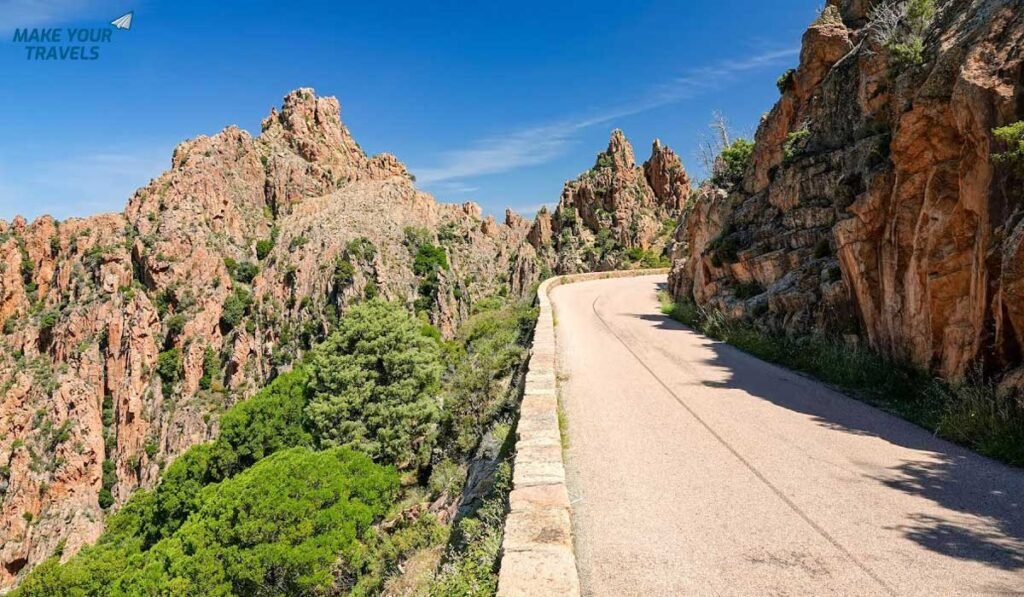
xmin=993 ymin=122 xmax=1024 ymax=172
xmin=306 ymin=299 xmax=442 ymax=471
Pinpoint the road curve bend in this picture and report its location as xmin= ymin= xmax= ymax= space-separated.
xmin=553 ymin=274 xmax=1024 ymax=596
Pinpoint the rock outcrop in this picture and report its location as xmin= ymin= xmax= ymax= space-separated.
xmin=0 ymin=89 xmax=538 ymax=587
xmin=528 ymin=130 xmax=691 ymax=274
xmin=669 ymin=0 xmax=1024 ymax=385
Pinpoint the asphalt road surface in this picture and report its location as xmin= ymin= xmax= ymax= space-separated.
xmin=552 ymin=274 xmax=1024 ymax=596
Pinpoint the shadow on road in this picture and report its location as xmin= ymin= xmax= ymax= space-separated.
xmin=627 ymin=290 xmax=1024 ymax=574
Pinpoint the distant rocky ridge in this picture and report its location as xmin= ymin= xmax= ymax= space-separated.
xmin=526 ymin=130 xmax=691 ymax=274
xmin=0 ymin=88 xmax=543 ymax=587
xmin=669 ymin=0 xmax=1024 ymax=388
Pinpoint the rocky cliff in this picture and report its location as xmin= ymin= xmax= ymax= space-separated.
xmin=527 ymin=130 xmax=690 ymax=274
xmin=0 ymin=89 xmax=538 ymax=587
xmin=669 ymin=0 xmax=1024 ymax=387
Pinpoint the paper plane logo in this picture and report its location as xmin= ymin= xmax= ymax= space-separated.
xmin=111 ymin=12 xmax=133 ymax=30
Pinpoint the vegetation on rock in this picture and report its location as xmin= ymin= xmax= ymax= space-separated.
xmin=15 ymin=448 xmax=397 ymax=596
xmin=14 ymin=284 xmax=537 ymax=594
xmin=713 ymin=138 xmax=754 ymax=185
xmin=993 ymin=122 xmax=1024 ymax=170
xmin=306 ymin=299 xmax=443 ymax=471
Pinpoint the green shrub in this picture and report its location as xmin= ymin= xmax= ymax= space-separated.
xmin=890 ymin=37 xmax=925 ymax=69
xmin=438 ymin=222 xmax=461 ymax=245
xmin=346 ymin=237 xmax=377 ymax=261
xmin=625 ymin=247 xmax=670 ymax=268
xmin=559 ymin=207 xmax=578 ymax=227
xmin=993 ymin=121 xmax=1024 ymax=170
xmin=15 ymin=448 xmax=398 ymax=597
xmin=255 ymin=238 xmax=274 ymax=260
xmin=306 ymin=300 xmax=442 ymax=471
xmin=234 ymin=261 xmax=258 ymax=283
xmin=38 ymin=310 xmax=58 ymax=331
xmin=783 ymin=126 xmax=811 ymax=162
xmin=440 ymin=300 xmax=537 ymax=456
xmin=164 ymin=313 xmax=186 ymax=339
xmin=224 ymin=258 xmax=258 ymax=284
xmin=906 ymin=0 xmax=936 ymax=32
xmin=428 ymin=460 xmax=468 ymax=498
xmin=714 ymin=138 xmax=754 ymax=185
xmin=413 ymin=243 xmax=449 ymax=276
xmin=660 ymin=218 xmax=678 ymax=238
xmin=412 ymin=243 xmax=449 ymax=312
xmin=101 ymin=395 xmax=114 ymax=428
xmin=935 ymin=378 xmax=1024 ymax=465
xmin=333 ymin=256 xmax=355 ymax=288
xmin=156 ymin=349 xmax=182 ymax=394
xmin=429 ymin=460 xmax=512 ymax=595
xmin=874 ymin=0 xmax=934 ymax=71
xmin=776 ymin=69 xmax=795 ymax=94
xmin=220 ymin=287 xmax=252 ymax=330
xmin=198 ymin=346 xmax=219 ymax=391
xmin=403 ymin=226 xmax=434 ymax=251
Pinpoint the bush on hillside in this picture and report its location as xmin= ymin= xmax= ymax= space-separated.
xmin=306 ymin=299 xmax=443 ymax=471
xmin=440 ymin=299 xmax=537 ymax=455
xmin=14 ymin=448 xmax=397 ymax=596
xmin=220 ymin=286 xmax=252 ymax=330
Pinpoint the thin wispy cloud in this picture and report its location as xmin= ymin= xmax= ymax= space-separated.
xmin=0 ymin=147 xmax=170 ymax=221
xmin=429 ymin=181 xmax=481 ymax=194
xmin=413 ymin=46 xmax=799 ymax=186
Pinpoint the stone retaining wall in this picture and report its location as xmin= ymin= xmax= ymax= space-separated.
xmin=496 ymin=269 xmax=669 ymax=596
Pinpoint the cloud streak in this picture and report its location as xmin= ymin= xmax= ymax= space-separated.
xmin=412 ymin=46 xmax=799 ymax=185
xmin=0 ymin=147 xmax=170 ymax=221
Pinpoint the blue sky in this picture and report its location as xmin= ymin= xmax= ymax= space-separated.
xmin=0 ymin=0 xmax=820 ymax=222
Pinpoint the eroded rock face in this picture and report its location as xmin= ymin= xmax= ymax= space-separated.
xmin=0 ymin=89 xmax=537 ymax=587
xmin=528 ymin=130 xmax=691 ymax=274
xmin=669 ymin=0 xmax=1024 ymax=381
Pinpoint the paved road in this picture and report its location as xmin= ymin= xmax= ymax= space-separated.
xmin=553 ymin=275 xmax=1024 ymax=596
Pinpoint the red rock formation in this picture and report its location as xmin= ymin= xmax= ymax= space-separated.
xmin=528 ymin=130 xmax=691 ymax=273
xmin=0 ymin=88 xmax=537 ymax=587
xmin=669 ymin=0 xmax=1024 ymax=384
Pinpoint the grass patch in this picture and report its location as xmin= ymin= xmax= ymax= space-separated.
xmin=429 ymin=447 xmax=514 ymax=595
xmin=658 ymin=292 xmax=1024 ymax=467
xmin=556 ymin=375 xmax=570 ymax=451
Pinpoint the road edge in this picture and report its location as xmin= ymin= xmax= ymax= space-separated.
xmin=497 ymin=269 xmax=668 ymax=596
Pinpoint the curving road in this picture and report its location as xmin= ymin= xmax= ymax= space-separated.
xmin=552 ymin=274 xmax=1024 ymax=596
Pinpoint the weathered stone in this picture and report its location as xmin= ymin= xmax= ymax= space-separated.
xmin=526 ymin=131 xmax=691 ymax=275
xmin=669 ymin=0 xmax=1024 ymax=383
xmin=497 ymin=546 xmax=580 ymax=597
xmin=503 ymin=508 xmax=573 ymax=552
xmin=508 ymin=484 xmax=571 ymax=512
